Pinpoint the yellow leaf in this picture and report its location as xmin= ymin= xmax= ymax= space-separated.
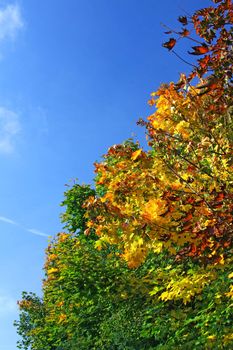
xmin=131 ymin=149 xmax=142 ymax=161
xmin=138 ymin=237 xmax=144 ymax=246
xmin=57 ymin=301 xmax=64 ymax=307
xmin=95 ymin=240 xmax=103 ymax=251
xmin=47 ymin=268 xmax=59 ymax=275
xmin=58 ymin=313 xmax=67 ymax=323
xmin=207 ymin=335 xmax=216 ymax=340
xmin=225 ymin=285 xmax=233 ymax=299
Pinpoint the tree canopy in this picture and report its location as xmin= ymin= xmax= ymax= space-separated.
xmin=15 ymin=1 xmax=233 ymax=349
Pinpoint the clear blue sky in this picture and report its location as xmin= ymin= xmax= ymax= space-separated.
xmin=0 ymin=0 xmax=210 ymax=348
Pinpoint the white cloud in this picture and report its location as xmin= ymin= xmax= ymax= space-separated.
xmin=0 ymin=292 xmax=17 ymax=315
xmin=27 ymin=228 xmax=49 ymax=237
xmin=0 ymin=214 xmax=49 ymax=238
xmin=0 ymin=3 xmax=23 ymax=41
xmin=0 ymin=215 xmax=17 ymax=225
xmin=0 ymin=107 xmax=21 ymax=153
xmin=0 ymin=4 xmax=24 ymax=153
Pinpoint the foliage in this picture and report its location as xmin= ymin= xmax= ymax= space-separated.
xmin=16 ymin=1 xmax=233 ymax=349
xmin=15 ymin=236 xmax=233 ymax=349
xmin=163 ymin=0 xmax=233 ymax=90
xmin=85 ymin=0 xmax=233 ymax=267
xmin=60 ymin=183 xmax=95 ymax=235
xmin=15 ymin=232 xmax=157 ymax=349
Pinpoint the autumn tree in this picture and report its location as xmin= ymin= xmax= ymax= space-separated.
xmin=86 ymin=0 xmax=233 ymax=267
xmin=16 ymin=1 xmax=233 ymax=349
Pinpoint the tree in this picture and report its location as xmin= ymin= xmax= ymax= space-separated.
xmin=85 ymin=0 xmax=233 ymax=267
xmin=16 ymin=1 xmax=233 ymax=349
xmin=15 ymin=185 xmax=159 ymax=349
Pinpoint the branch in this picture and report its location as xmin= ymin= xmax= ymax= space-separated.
xmin=162 ymin=159 xmax=214 ymax=212
xmin=161 ymin=23 xmax=203 ymax=45
xmin=172 ymin=50 xmax=198 ymax=68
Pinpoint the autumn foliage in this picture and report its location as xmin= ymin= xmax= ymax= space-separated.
xmin=16 ymin=1 xmax=233 ymax=349
xmin=85 ymin=0 xmax=233 ymax=269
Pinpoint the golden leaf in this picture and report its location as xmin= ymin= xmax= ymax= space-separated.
xmin=131 ymin=149 xmax=142 ymax=161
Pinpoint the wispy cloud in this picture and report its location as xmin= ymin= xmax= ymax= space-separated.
xmin=0 ymin=3 xmax=23 ymax=41
xmin=0 ymin=215 xmax=17 ymax=225
xmin=0 ymin=107 xmax=21 ymax=154
xmin=27 ymin=228 xmax=49 ymax=238
xmin=0 ymin=215 xmax=49 ymax=238
xmin=0 ymin=292 xmax=17 ymax=315
xmin=0 ymin=4 xmax=24 ymax=153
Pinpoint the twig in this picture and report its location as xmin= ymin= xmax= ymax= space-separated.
xmin=172 ymin=50 xmax=197 ymax=68
xmin=161 ymin=23 xmax=203 ymax=45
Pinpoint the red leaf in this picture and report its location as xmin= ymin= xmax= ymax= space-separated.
xmin=148 ymin=98 xmax=156 ymax=106
xmin=181 ymin=223 xmax=193 ymax=233
xmin=212 ymin=203 xmax=223 ymax=209
xmin=183 ymin=213 xmax=193 ymax=223
xmin=188 ymin=244 xmax=197 ymax=255
xmin=187 ymin=197 xmax=195 ymax=204
xmin=162 ymin=38 xmax=176 ymax=51
xmin=198 ymin=55 xmax=210 ymax=69
xmin=215 ymin=192 xmax=225 ymax=201
xmin=178 ymin=16 xmax=188 ymax=25
xmin=188 ymin=44 xmax=209 ymax=55
xmin=179 ymin=28 xmax=190 ymax=37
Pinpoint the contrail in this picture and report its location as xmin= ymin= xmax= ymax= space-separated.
xmin=0 ymin=215 xmax=49 ymax=237
xmin=27 ymin=228 xmax=49 ymax=237
xmin=0 ymin=216 xmax=17 ymax=225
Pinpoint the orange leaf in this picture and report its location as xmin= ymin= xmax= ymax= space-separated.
xmin=189 ymin=44 xmax=209 ymax=55
xmin=180 ymin=28 xmax=190 ymax=37
xmin=199 ymin=55 xmax=210 ymax=69
xmin=162 ymin=38 xmax=176 ymax=51
xmin=178 ymin=16 xmax=188 ymax=25
xmin=215 ymin=192 xmax=225 ymax=201
xmin=183 ymin=213 xmax=193 ymax=222
xmin=131 ymin=149 xmax=142 ymax=161
xmin=148 ymin=98 xmax=156 ymax=106
xmin=187 ymin=197 xmax=195 ymax=204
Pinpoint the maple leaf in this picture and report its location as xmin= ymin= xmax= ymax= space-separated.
xmin=215 ymin=192 xmax=225 ymax=201
xmin=182 ymin=213 xmax=193 ymax=223
xmin=179 ymin=28 xmax=190 ymax=37
xmin=131 ymin=149 xmax=142 ymax=161
xmin=188 ymin=44 xmax=209 ymax=55
xmin=148 ymin=98 xmax=156 ymax=106
xmin=47 ymin=268 xmax=59 ymax=275
xmin=162 ymin=38 xmax=176 ymax=51
xmin=58 ymin=313 xmax=67 ymax=324
xmin=198 ymin=55 xmax=210 ymax=69
xmin=178 ymin=16 xmax=188 ymax=25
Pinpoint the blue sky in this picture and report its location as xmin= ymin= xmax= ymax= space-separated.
xmin=0 ymin=0 xmax=210 ymax=348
